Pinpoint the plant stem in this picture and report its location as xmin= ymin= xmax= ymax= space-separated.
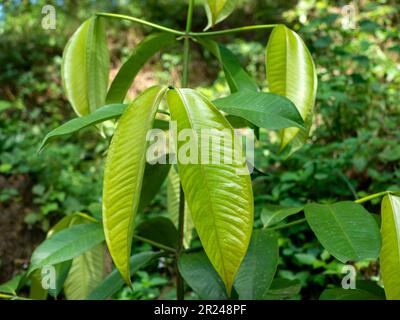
xmin=133 ymin=234 xmax=176 ymax=253
xmin=95 ymin=12 xmax=185 ymax=36
xmin=0 ymin=293 xmax=30 ymax=300
xmin=190 ymin=24 xmax=277 ymax=37
xmin=354 ymin=190 xmax=399 ymax=204
xmin=268 ymin=218 xmax=307 ymax=231
xmin=175 ymin=0 xmax=195 ymax=301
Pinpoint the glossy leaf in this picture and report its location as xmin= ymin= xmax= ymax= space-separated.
xmin=138 ymin=162 xmax=171 ymax=212
xmin=213 ymin=90 xmax=304 ymax=130
xmin=304 ymin=202 xmax=381 ymax=262
xmin=102 ymin=86 xmax=166 ymax=285
xmin=380 ymin=194 xmax=400 ymax=300
xmin=261 ymin=204 xmax=304 ymax=228
xmin=88 ymin=251 xmax=160 ymax=300
xmin=64 ymin=244 xmax=104 ymax=300
xmin=264 ymin=278 xmax=301 ymax=300
xmin=106 ymin=33 xmax=175 ymax=104
xmin=204 ymin=0 xmax=238 ymax=30
xmin=29 ymin=223 xmax=105 ymax=274
xmin=39 ymin=104 xmax=126 ymax=152
xmin=167 ymin=88 xmax=253 ymax=294
xmin=136 ymin=217 xmax=179 ymax=249
xmin=234 ymin=229 xmax=279 ymax=299
xmin=266 ymin=24 xmax=317 ymax=151
xmin=167 ymin=165 xmax=194 ymax=248
xmin=198 ymin=38 xmax=258 ymax=93
xmin=62 ymin=16 xmax=109 ymax=116
xmin=178 ymin=252 xmax=228 ymax=300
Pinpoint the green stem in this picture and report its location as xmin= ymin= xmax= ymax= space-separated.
xmin=0 ymin=293 xmax=30 ymax=300
xmin=354 ymin=190 xmax=394 ymax=204
xmin=190 ymin=24 xmax=277 ymax=37
xmin=95 ymin=12 xmax=185 ymax=36
xmin=133 ymin=234 xmax=176 ymax=253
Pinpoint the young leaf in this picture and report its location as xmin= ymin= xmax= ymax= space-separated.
xmin=167 ymin=88 xmax=254 ymax=294
xmin=136 ymin=217 xmax=179 ymax=249
xmin=64 ymin=244 xmax=104 ymax=300
xmin=234 ymin=230 xmax=279 ymax=299
xmin=380 ymin=194 xmax=400 ymax=300
xmin=261 ymin=204 xmax=304 ymax=228
xmin=204 ymin=0 xmax=238 ymax=30
xmin=213 ymin=90 xmax=305 ymax=130
xmin=88 ymin=251 xmax=160 ymax=300
xmin=39 ymin=104 xmax=127 ymax=152
xmin=197 ymin=38 xmax=258 ymax=93
xmin=28 ymin=223 xmax=105 ymax=274
xmin=102 ymin=86 xmax=166 ymax=285
xmin=106 ymin=33 xmax=175 ymax=104
xmin=167 ymin=166 xmax=194 ymax=248
xmin=178 ymin=252 xmax=228 ymax=300
xmin=304 ymin=202 xmax=381 ymax=263
xmin=266 ymin=24 xmax=317 ymax=152
xmin=62 ymin=16 xmax=109 ymax=117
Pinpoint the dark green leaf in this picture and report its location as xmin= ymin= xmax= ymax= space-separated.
xmin=234 ymin=230 xmax=279 ymax=299
xmin=178 ymin=252 xmax=228 ymax=300
xmin=320 ymin=288 xmax=382 ymax=300
xmin=264 ymin=278 xmax=302 ymax=300
xmin=304 ymin=202 xmax=381 ymax=262
xmin=136 ymin=217 xmax=178 ymax=249
xmin=213 ymin=90 xmax=304 ymax=130
xmin=88 ymin=251 xmax=160 ymax=300
xmin=261 ymin=205 xmax=304 ymax=228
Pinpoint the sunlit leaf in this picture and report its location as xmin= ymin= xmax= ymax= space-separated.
xmin=102 ymin=86 xmax=166 ymax=285
xmin=167 ymin=88 xmax=253 ymax=294
xmin=204 ymin=0 xmax=238 ymax=30
xmin=62 ymin=16 xmax=109 ymax=116
xmin=380 ymin=194 xmax=400 ymax=300
xmin=266 ymin=24 xmax=317 ymax=152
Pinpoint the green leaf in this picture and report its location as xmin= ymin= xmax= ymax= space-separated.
xmin=304 ymin=202 xmax=381 ymax=263
xmin=64 ymin=244 xmax=104 ymax=300
xmin=29 ymin=270 xmax=48 ymax=300
xmin=136 ymin=217 xmax=179 ymax=249
xmin=319 ymin=288 xmax=382 ymax=300
xmin=138 ymin=162 xmax=171 ymax=212
xmin=178 ymin=252 xmax=228 ymax=300
xmin=62 ymin=16 xmax=109 ymax=116
xmin=198 ymin=38 xmax=258 ymax=93
xmin=88 ymin=251 xmax=160 ymax=300
xmin=0 ymin=274 xmax=23 ymax=295
xmin=48 ymin=261 xmax=72 ymax=298
xmin=29 ymin=223 xmax=105 ymax=274
xmin=380 ymin=194 xmax=400 ymax=300
xmin=102 ymin=86 xmax=166 ymax=285
xmin=204 ymin=0 xmax=238 ymax=30
xmin=213 ymin=90 xmax=305 ymax=130
xmin=234 ymin=229 xmax=279 ymax=299
xmin=261 ymin=204 xmax=304 ymax=228
xmin=106 ymin=33 xmax=175 ymax=104
xmin=266 ymin=24 xmax=317 ymax=152
xmin=38 ymin=104 xmax=126 ymax=152
xmin=167 ymin=165 xmax=194 ymax=248
xmin=167 ymin=88 xmax=254 ymax=294
xmin=264 ymin=278 xmax=301 ymax=300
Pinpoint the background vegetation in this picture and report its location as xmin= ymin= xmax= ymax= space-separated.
xmin=0 ymin=0 xmax=399 ymax=299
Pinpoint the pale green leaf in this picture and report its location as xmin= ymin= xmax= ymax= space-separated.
xmin=204 ymin=0 xmax=238 ymax=30
xmin=304 ymin=202 xmax=381 ymax=262
xmin=62 ymin=16 xmax=109 ymax=116
xmin=102 ymin=86 xmax=166 ymax=285
xmin=167 ymin=88 xmax=253 ymax=294
xmin=380 ymin=194 xmax=400 ymax=300
xmin=266 ymin=24 xmax=317 ymax=152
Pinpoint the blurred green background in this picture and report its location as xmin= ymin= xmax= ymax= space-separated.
xmin=0 ymin=0 xmax=399 ymax=299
